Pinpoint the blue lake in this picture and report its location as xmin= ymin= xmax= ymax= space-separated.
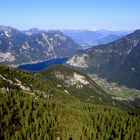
xmin=17 ymin=57 xmax=69 ymax=71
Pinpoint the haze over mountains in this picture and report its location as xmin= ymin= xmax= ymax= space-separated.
xmin=62 ymin=29 xmax=132 ymax=49
xmin=23 ymin=28 xmax=132 ymax=49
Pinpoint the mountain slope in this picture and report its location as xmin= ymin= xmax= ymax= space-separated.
xmin=0 ymin=64 xmax=68 ymax=99
xmin=0 ymin=64 xmax=114 ymax=105
xmin=0 ymin=64 xmax=140 ymax=140
xmin=67 ymin=30 xmax=140 ymax=89
xmin=1 ymin=64 xmax=132 ymax=108
xmin=0 ymin=26 xmax=81 ymax=65
xmin=41 ymin=65 xmax=115 ymax=105
xmin=1 ymin=88 xmax=140 ymax=140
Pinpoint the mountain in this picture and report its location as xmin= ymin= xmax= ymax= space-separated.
xmin=67 ymin=29 xmax=140 ymax=89
xmin=0 ymin=26 xmax=81 ymax=65
xmin=0 ymin=63 xmax=134 ymax=107
xmin=97 ymin=34 xmax=122 ymax=44
xmin=0 ymin=64 xmax=113 ymax=104
xmin=94 ymin=29 xmax=131 ymax=36
xmin=40 ymin=65 xmax=116 ymax=104
xmin=0 ymin=64 xmax=66 ymax=98
xmin=62 ymin=29 xmax=131 ymax=49
xmin=22 ymin=28 xmax=41 ymax=36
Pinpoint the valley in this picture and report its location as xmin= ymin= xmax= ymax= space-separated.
xmin=90 ymin=74 xmax=140 ymax=98
xmin=90 ymin=74 xmax=140 ymax=108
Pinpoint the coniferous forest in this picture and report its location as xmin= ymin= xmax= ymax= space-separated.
xmin=0 ymin=64 xmax=140 ymax=140
xmin=0 ymin=90 xmax=140 ymax=140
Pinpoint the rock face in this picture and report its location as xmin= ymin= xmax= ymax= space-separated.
xmin=0 ymin=26 xmax=81 ymax=65
xmin=67 ymin=30 xmax=140 ymax=89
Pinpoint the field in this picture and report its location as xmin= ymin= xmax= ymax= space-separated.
xmin=90 ymin=74 xmax=140 ymax=100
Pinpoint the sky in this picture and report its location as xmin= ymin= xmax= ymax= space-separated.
xmin=0 ymin=0 xmax=140 ymax=30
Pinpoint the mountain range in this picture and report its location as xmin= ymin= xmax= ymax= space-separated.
xmin=67 ymin=29 xmax=140 ymax=89
xmin=62 ymin=29 xmax=132 ymax=49
xmin=0 ymin=26 xmax=81 ymax=65
xmin=0 ymin=25 xmax=133 ymax=66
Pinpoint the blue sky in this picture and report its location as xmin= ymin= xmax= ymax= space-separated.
xmin=0 ymin=0 xmax=140 ymax=30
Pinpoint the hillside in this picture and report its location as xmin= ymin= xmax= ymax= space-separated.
xmin=0 ymin=64 xmax=140 ymax=140
xmin=67 ymin=30 xmax=140 ymax=89
xmin=0 ymin=64 xmax=139 ymax=108
xmin=0 ymin=64 xmax=68 ymax=99
xmin=0 ymin=26 xmax=81 ymax=65
xmin=41 ymin=65 xmax=115 ymax=105
xmin=0 ymin=64 xmax=114 ymax=105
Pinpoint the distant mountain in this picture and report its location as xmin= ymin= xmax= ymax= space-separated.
xmin=22 ymin=28 xmax=41 ymax=36
xmin=94 ymin=29 xmax=131 ymax=36
xmin=67 ymin=29 xmax=140 ymax=89
xmin=62 ymin=29 xmax=132 ymax=49
xmin=97 ymin=34 xmax=122 ymax=44
xmin=0 ymin=26 xmax=81 ymax=65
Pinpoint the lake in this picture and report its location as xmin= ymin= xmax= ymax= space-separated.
xmin=17 ymin=57 xmax=69 ymax=71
